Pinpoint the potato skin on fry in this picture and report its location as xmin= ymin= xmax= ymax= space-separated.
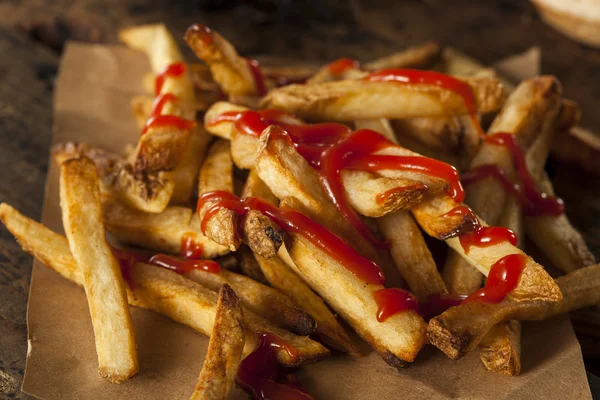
xmin=59 ymin=157 xmax=138 ymax=383
xmin=191 ymin=284 xmax=244 ymax=400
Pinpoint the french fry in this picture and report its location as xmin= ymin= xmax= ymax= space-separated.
xmin=171 ymin=126 xmax=212 ymax=204
xmin=0 ymin=203 xmax=328 ymax=366
xmin=120 ymin=24 xmax=196 ymax=173
xmin=279 ymin=197 xmax=427 ymax=366
xmin=261 ymin=75 xmax=505 ymax=121
xmin=53 ymin=142 xmax=174 ymax=213
xmin=236 ymin=245 xmax=267 ymax=283
xmin=478 ymin=320 xmax=521 ymax=376
xmin=171 ymin=257 xmax=317 ymax=335
xmin=185 ymin=24 xmax=261 ymax=96
xmin=242 ymin=168 xmax=361 ymax=355
xmin=190 ymin=284 xmax=244 ymax=400
xmin=428 ymin=263 xmax=600 ymax=360
xmin=102 ymin=196 xmax=229 ymax=258
xmin=59 ymin=158 xmax=138 ymax=383
xmin=198 ymin=139 xmax=242 ymax=251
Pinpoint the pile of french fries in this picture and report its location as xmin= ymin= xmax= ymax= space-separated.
xmin=3 ymin=21 xmax=600 ymax=399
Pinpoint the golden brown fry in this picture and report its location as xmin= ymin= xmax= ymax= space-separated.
xmin=261 ymin=75 xmax=505 ymax=121
xmin=53 ymin=142 xmax=174 ymax=213
xmin=0 ymin=204 xmax=328 ymax=366
xmin=191 ymin=284 xmax=244 ymax=400
xmin=102 ymin=196 xmax=229 ymax=258
xmin=197 ymin=139 xmax=242 ymax=251
xmin=428 ymin=264 xmax=600 ymax=360
xmin=411 ymin=194 xmax=477 ymax=239
xmin=442 ymin=76 xmax=562 ymax=294
xmin=279 ymin=197 xmax=427 ymax=366
xmin=185 ymin=24 xmax=260 ymax=96
xmin=524 ymin=173 xmax=595 ymax=273
xmin=242 ymin=169 xmax=361 ymax=355
xmin=59 ymin=158 xmax=138 ymax=383
xmin=183 ymin=262 xmax=316 ymax=336
xmin=204 ymin=101 xmax=249 ymax=140
xmin=478 ymin=320 xmax=521 ymax=376
xmin=120 ymin=24 xmax=196 ymax=173
xmin=236 ymin=245 xmax=267 ymax=283
xmin=171 ymin=126 xmax=212 ymax=204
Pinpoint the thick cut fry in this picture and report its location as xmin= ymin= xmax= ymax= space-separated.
xmin=53 ymin=142 xmax=174 ymax=213
xmin=242 ymin=169 xmax=361 ymax=355
xmin=428 ymin=264 xmax=600 ymax=360
xmin=198 ymin=139 xmax=241 ymax=251
xmin=183 ymin=263 xmax=316 ymax=336
xmin=0 ymin=204 xmax=328 ymax=367
xmin=278 ymin=199 xmax=427 ymax=366
xmin=59 ymin=158 xmax=138 ymax=383
xmin=411 ymin=194 xmax=478 ymax=239
xmin=442 ymin=76 xmax=562 ymax=293
xmin=204 ymin=101 xmax=249 ymax=140
xmin=120 ymin=24 xmax=196 ymax=173
xmin=478 ymin=320 xmax=521 ymax=376
xmin=185 ymin=24 xmax=260 ymax=96
xmin=102 ymin=196 xmax=229 ymax=258
xmin=261 ymin=75 xmax=505 ymax=121
xmin=236 ymin=245 xmax=267 ymax=283
xmin=190 ymin=284 xmax=244 ymax=400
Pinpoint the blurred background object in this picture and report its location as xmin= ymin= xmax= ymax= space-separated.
xmin=531 ymin=0 xmax=600 ymax=47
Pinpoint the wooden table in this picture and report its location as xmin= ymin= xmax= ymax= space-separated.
xmin=0 ymin=1 xmax=598 ymax=397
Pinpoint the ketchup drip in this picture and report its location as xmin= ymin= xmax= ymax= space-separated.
xmin=148 ymin=254 xmax=220 ymax=275
xmin=237 ymin=333 xmax=314 ymax=400
xmin=141 ymin=114 xmax=196 ymax=135
xmin=326 ymin=58 xmax=360 ymax=75
xmin=180 ymin=234 xmax=204 ymax=259
xmin=111 ymin=248 xmax=149 ymax=288
xmin=463 ymin=254 xmax=526 ymax=304
xmin=197 ymin=191 xmax=385 ymax=285
xmin=155 ymin=62 xmax=186 ymax=95
xmin=467 ymin=133 xmax=565 ymax=216
xmin=150 ymin=93 xmax=178 ymax=116
xmin=372 ymin=288 xmax=419 ymax=322
xmin=246 ymin=59 xmax=267 ymax=96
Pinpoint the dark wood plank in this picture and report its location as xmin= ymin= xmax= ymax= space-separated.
xmin=0 ymin=0 xmax=599 ymax=396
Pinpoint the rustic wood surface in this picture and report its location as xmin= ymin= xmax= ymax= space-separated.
xmin=0 ymin=0 xmax=599 ymax=398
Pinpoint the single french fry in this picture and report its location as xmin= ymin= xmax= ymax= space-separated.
xmin=242 ymin=169 xmax=361 ymax=355
xmin=279 ymin=197 xmax=427 ymax=366
xmin=172 ymin=126 xmax=213 ymax=204
xmin=102 ymin=196 xmax=229 ymax=258
xmin=120 ymin=24 xmax=196 ymax=173
xmin=185 ymin=24 xmax=261 ymax=96
xmin=236 ymin=245 xmax=267 ymax=283
xmin=204 ymin=101 xmax=249 ymax=140
xmin=53 ymin=142 xmax=174 ymax=213
xmin=478 ymin=320 xmax=521 ymax=376
xmin=428 ymin=264 xmax=600 ymax=360
xmin=0 ymin=203 xmax=328 ymax=366
xmin=59 ymin=158 xmax=138 ymax=383
xmin=190 ymin=284 xmax=244 ymax=400
xmin=411 ymin=194 xmax=478 ymax=239
xmin=261 ymin=75 xmax=505 ymax=121
xmin=175 ymin=258 xmax=316 ymax=336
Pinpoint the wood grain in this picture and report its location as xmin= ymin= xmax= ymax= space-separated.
xmin=0 ymin=1 xmax=598 ymax=397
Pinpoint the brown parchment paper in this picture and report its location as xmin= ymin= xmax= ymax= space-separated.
xmin=21 ymin=42 xmax=592 ymax=400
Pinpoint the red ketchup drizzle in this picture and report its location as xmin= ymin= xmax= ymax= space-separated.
xmin=373 ymin=288 xmax=419 ymax=322
xmin=466 ymin=133 xmax=565 ymax=216
xmin=111 ymin=248 xmax=149 ymax=288
xmin=237 ymin=333 xmax=314 ymax=400
xmin=443 ymin=205 xmax=517 ymax=254
xmin=150 ymin=93 xmax=178 ymax=116
xmin=155 ymin=62 xmax=186 ymax=95
xmin=327 ymin=58 xmax=360 ymax=75
xmin=246 ymin=59 xmax=267 ymax=96
xmin=364 ymin=68 xmax=486 ymax=138
xmin=180 ymin=234 xmax=204 ymax=260
xmin=148 ymin=254 xmax=220 ymax=275
xmin=463 ymin=254 xmax=526 ymax=304
xmin=197 ymin=191 xmax=385 ymax=285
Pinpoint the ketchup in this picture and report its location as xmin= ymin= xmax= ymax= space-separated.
xmin=197 ymin=191 xmax=385 ymax=285
xmin=180 ymin=234 xmax=204 ymax=259
xmin=326 ymin=58 xmax=360 ymax=75
xmin=188 ymin=24 xmax=213 ymax=45
xmin=237 ymin=333 xmax=314 ymax=400
xmin=247 ymin=59 xmax=267 ymax=96
xmin=419 ymin=293 xmax=467 ymax=321
xmin=150 ymin=93 xmax=178 ymax=116
xmin=148 ymin=254 xmax=220 ymax=275
xmin=155 ymin=62 xmax=186 ymax=96
xmin=372 ymin=288 xmax=419 ymax=322
xmin=463 ymin=254 xmax=526 ymax=304
xmin=465 ymin=133 xmax=565 ymax=216
xmin=141 ymin=114 xmax=196 ymax=135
